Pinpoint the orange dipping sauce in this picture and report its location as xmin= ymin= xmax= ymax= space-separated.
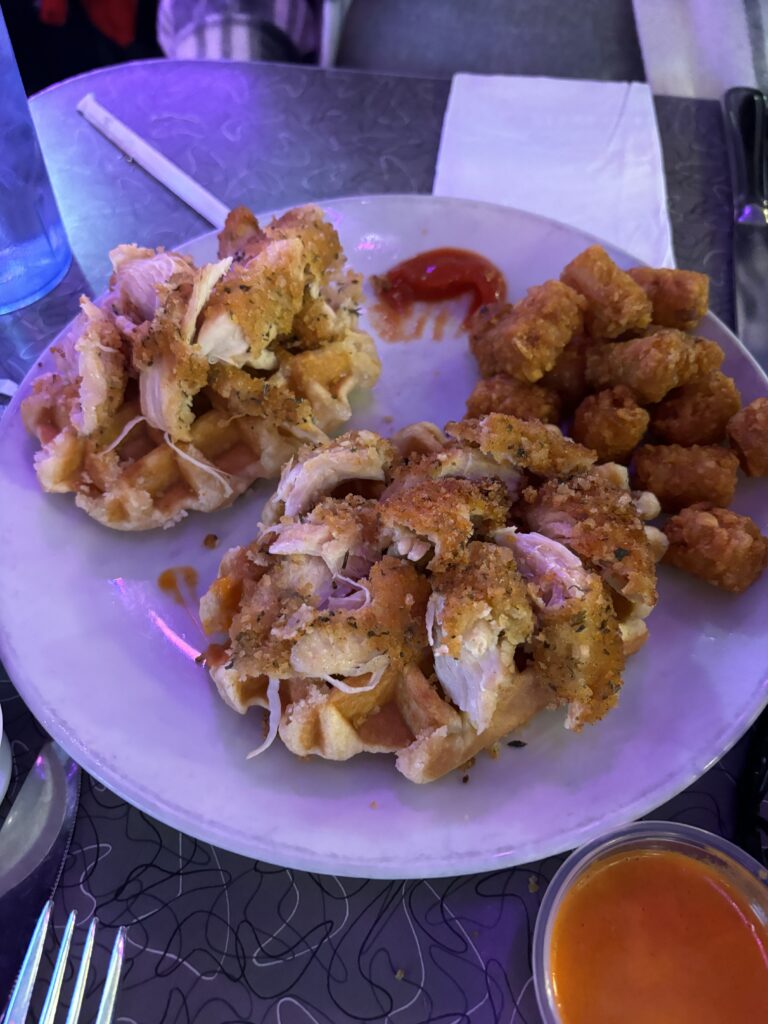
xmin=376 ymin=247 xmax=506 ymax=325
xmin=549 ymin=850 xmax=768 ymax=1024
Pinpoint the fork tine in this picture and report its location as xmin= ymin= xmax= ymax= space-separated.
xmin=92 ymin=926 xmax=126 ymax=1024
xmin=39 ymin=910 xmax=77 ymax=1024
xmin=63 ymin=917 xmax=97 ymax=1024
xmin=4 ymin=901 xmax=52 ymax=1024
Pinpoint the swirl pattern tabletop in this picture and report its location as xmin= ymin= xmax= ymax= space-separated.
xmin=0 ymin=60 xmax=754 ymax=1022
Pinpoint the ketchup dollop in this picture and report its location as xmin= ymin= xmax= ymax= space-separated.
xmin=376 ymin=247 xmax=506 ymax=326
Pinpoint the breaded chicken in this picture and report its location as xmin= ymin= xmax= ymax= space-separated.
xmin=217 ymin=206 xmax=265 ymax=261
xmin=627 ymin=266 xmax=709 ymax=331
xmin=466 ymin=374 xmax=562 ymax=423
xmin=523 ymin=470 xmax=660 ymax=618
xmin=560 ymin=245 xmax=652 ymax=338
xmin=495 ymin=530 xmax=624 ymax=728
xmin=108 ymin=244 xmax=195 ymax=324
xmin=264 ymin=204 xmax=343 ymax=292
xmin=267 ymin=495 xmax=385 ymax=577
xmin=727 ymin=398 xmax=768 ymax=476
xmin=446 ymin=413 xmax=596 ymax=477
xmin=390 ymin=421 xmax=448 ymax=458
xmin=632 ymin=444 xmax=739 ymax=512
xmin=385 ymin=444 xmax=524 ymax=502
xmin=539 ymin=334 xmax=594 ymax=411
xmin=427 ymin=541 xmax=534 ymax=731
xmin=651 ymin=371 xmax=741 ymax=446
xmin=262 ymin=430 xmax=399 ymax=524
xmin=572 ymin=386 xmax=650 ymax=462
xmin=664 ymin=505 xmax=768 ymax=593
xmin=469 ymin=280 xmax=586 ymax=382
xmin=196 ymin=238 xmax=306 ymax=369
xmin=585 ymin=329 xmax=702 ymax=404
xmin=380 ymin=477 xmax=509 ymax=569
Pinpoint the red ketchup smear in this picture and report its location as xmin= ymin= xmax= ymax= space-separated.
xmin=377 ymin=247 xmax=506 ymax=326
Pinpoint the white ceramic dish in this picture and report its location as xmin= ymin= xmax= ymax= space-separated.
xmin=0 ymin=195 xmax=766 ymax=879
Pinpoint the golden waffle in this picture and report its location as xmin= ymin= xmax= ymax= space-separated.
xmin=21 ymin=204 xmax=381 ymax=530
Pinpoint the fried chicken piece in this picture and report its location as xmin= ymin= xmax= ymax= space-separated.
xmin=217 ymin=206 xmax=265 ymax=261
xmin=585 ymin=329 xmax=700 ymax=404
xmin=66 ymin=298 xmax=127 ymax=440
xmin=469 ymin=280 xmax=586 ymax=383
xmin=266 ymin=495 xmax=385 ymax=577
xmin=446 ymin=413 xmax=596 ymax=477
xmin=727 ymin=398 xmax=768 ymax=476
xmin=664 ymin=505 xmax=768 ymax=593
xmin=560 ymin=245 xmax=652 ymax=339
xmin=465 ymin=374 xmax=562 ymax=423
xmin=572 ymin=387 xmax=650 ymax=462
xmin=495 ymin=530 xmax=624 ymax=728
xmin=261 ymin=430 xmax=399 ymax=524
xmin=539 ymin=334 xmax=593 ymax=411
xmin=385 ymin=444 xmax=525 ymax=502
xmin=632 ymin=444 xmax=739 ymax=512
xmin=523 ymin=470 xmax=660 ymax=618
xmin=427 ymin=542 xmax=534 ymax=731
xmin=651 ymin=371 xmax=741 ymax=445
xmin=196 ymin=238 xmax=306 ymax=370
xmin=265 ymin=204 xmax=343 ymax=292
xmin=627 ymin=267 xmax=709 ymax=331
xmin=390 ymin=422 xmax=448 ymax=458
xmin=380 ymin=477 xmax=509 ymax=569
xmin=108 ymin=244 xmax=195 ymax=324
xmin=277 ymin=331 xmax=382 ymax=432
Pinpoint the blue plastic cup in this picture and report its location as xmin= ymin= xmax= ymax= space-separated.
xmin=0 ymin=10 xmax=71 ymax=315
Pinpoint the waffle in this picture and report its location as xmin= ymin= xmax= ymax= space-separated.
xmin=21 ymin=204 xmax=381 ymax=529
xmin=201 ymin=414 xmax=664 ymax=783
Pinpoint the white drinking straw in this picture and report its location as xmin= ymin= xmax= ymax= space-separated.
xmin=76 ymin=93 xmax=231 ymax=229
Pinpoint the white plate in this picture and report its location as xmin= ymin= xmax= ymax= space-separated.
xmin=1 ymin=195 xmax=767 ymax=879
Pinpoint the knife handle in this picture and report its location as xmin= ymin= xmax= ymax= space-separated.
xmin=724 ymin=87 xmax=768 ymax=225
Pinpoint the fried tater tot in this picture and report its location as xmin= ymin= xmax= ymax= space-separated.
xmin=469 ymin=280 xmax=585 ymax=383
xmin=632 ymin=444 xmax=739 ymax=512
xmin=465 ymin=374 xmax=561 ymax=423
xmin=540 ymin=334 xmax=594 ymax=411
xmin=651 ymin=371 xmax=741 ymax=446
xmin=664 ymin=504 xmax=768 ymax=593
xmin=572 ymin=386 xmax=650 ymax=462
xmin=627 ymin=267 xmax=709 ymax=331
xmin=727 ymin=397 xmax=768 ymax=476
xmin=690 ymin=338 xmax=725 ymax=377
xmin=585 ymin=329 xmax=696 ymax=404
xmin=560 ymin=245 xmax=652 ymax=339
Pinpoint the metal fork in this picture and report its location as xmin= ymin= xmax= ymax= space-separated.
xmin=3 ymin=902 xmax=126 ymax=1024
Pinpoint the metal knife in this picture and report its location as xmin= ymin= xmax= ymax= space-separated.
xmin=0 ymin=742 xmax=80 ymax=1000
xmin=723 ymin=87 xmax=768 ymax=368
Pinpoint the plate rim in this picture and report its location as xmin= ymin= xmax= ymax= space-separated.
xmin=1 ymin=192 xmax=767 ymax=878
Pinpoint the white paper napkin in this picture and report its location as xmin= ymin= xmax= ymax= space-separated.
xmin=433 ymin=74 xmax=675 ymax=268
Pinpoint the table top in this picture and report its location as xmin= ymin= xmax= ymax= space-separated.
xmin=0 ymin=59 xmax=749 ymax=1022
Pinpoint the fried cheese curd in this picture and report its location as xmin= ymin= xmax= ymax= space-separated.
xmin=664 ymin=505 xmax=768 ymax=593
xmin=560 ymin=245 xmax=652 ymax=339
xmin=651 ymin=371 xmax=741 ymax=446
xmin=627 ymin=266 xmax=709 ymax=331
xmin=727 ymin=398 xmax=768 ymax=477
xmin=572 ymin=386 xmax=650 ymax=463
xmin=21 ymin=204 xmax=381 ymax=529
xmin=466 ymin=374 xmax=561 ymax=423
xmin=200 ymin=415 xmax=662 ymax=782
xmin=632 ymin=444 xmax=739 ymax=513
xmin=469 ymin=280 xmax=586 ymax=383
